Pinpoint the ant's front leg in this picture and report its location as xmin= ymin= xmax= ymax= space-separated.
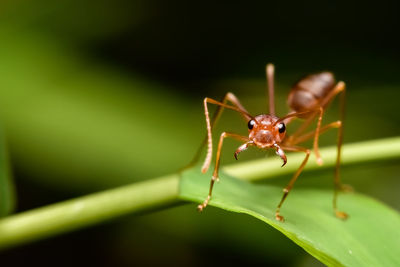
xmin=181 ymin=93 xmax=251 ymax=173
xmin=198 ymin=132 xmax=250 ymax=211
xmin=275 ymin=146 xmax=310 ymax=222
xmin=201 ymin=96 xmax=252 ymax=174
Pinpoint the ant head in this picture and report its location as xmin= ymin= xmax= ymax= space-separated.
xmin=247 ymin=115 xmax=286 ymax=148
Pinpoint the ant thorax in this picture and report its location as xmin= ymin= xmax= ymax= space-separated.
xmin=248 ymin=114 xmax=286 ymax=149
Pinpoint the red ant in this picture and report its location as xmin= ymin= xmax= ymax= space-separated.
xmin=195 ymin=64 xmax=348 ymax=222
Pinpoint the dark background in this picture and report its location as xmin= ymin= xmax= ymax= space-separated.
xmin=0 ymin=0 xmax=399 ymax=266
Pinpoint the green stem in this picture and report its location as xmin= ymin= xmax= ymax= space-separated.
xmin=0 ymin=136 xmax=399 ymax=250
xmin=0 ymin=175 xmax=180 ymax=250
xmin=224 ymin=136 xmax=400 ymax=181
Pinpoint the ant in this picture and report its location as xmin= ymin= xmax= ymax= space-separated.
xmin=195 ymin=63 xmax=348 ymax=222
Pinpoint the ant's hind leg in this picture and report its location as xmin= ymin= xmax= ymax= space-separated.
xmin=333 ymin=86 xmax=350 ymax=219
xmin=198 ymin=132 xmax=249 ymax=211
xmin=313 ymin=107 xmax=324 ymax=165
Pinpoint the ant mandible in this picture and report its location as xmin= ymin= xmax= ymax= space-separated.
xmin=195 ymin=63 xmax=348 ymax=222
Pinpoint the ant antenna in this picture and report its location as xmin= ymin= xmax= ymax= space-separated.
xmin=266 ymin=63 xmax=275 ymax=115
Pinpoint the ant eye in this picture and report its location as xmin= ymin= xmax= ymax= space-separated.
xmin=278 ymin=123 xmax=286 ymax=133
xmin=248 ymin=120 xmax=256 ymax=130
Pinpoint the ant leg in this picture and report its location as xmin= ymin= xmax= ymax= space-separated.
xmin=275 ymin=146 xmax=310 ymax=222
xmin=182 ymin=93 xmax=251 ymax=171
xmin=316 ymin=81 xmax=348 ymax=219
xmin=288 ymin=121 xmax=342 ymax=145
xmin=288 ymin=82 xmax=346 ymax=164
xmin=320 ymin=81 xmax=346 ymax=107
xmin=282 ymin=107 xmax=324 ymax=165
xmin=287 ymin=120 xmax=349 ymax=219
xmin=286 ymin=84 xmax=349 ymax=219
xmin=198 ymin=132 xmax=249 ymax=211
xmin=313 ymin=107 xmax=324 ymax=165
xmin=201 ymin=97 xmax=252 ymax=173
xmin=333 ymin=83 xmax=349 ymax=219
xmin=288 ymin=112 xmax=318 ymax=142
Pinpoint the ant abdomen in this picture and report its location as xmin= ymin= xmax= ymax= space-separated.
xmin=288 ymin=72 xmax=336 ymax=117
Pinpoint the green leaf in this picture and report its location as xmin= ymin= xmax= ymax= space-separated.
xmin=0 ymin=128 xmax=15 ymax=217
xmin=180 ymin=168 xmax=400 ymax=267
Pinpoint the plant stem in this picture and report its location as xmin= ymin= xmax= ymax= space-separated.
xmin=224 ymin=136 xmax=400 ymax=181
xmin=0 ymin=136 xmax=399 ymax=250
xmin=0 ymin=175 xmax=180 ymax=250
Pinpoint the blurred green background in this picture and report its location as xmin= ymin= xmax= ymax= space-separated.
xmin=0 ymin=0 xmax=399 ymax=266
